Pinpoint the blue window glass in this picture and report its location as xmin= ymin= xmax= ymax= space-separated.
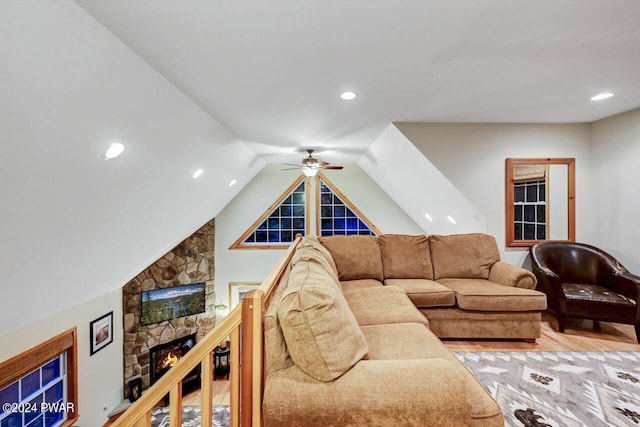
xmin=318 ymin=179 xmax=376 ymax=237
xmin=41 ymin=360 xmax=59 ymax=387
xmin=21 ymin=371 xmax=40 ymax=399
xmin=25 ymin=395 xmax=43 ymax=425
xmin=0 ymin=383 xmax=19 ymax=414
xmin=2 ymin=413 xmax=21 ymax=427
xmin=44 ymin=382 xmax=63 ymax=404
xmin=243 ymin=181 xmax=306 ymax=245
xmin=280 ymin=206 xmax=292 ymax=216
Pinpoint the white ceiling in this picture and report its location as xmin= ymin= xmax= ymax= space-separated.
xmin=77 ymin=0 xmax=640 ymax=165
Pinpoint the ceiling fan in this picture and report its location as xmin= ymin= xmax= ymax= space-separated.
xmin=281 ymin=149 xmax=344 ymax=176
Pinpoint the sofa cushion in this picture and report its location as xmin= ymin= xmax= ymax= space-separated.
xmin=340 ymin=279 xmax=383 ymax=291
xmin=292 ymin=235 xmax=340 ymax=284
xmin=378 ymin=234 xmax=433 ymax=279
xmin=360 ymin=322 xmax=503 ymax=425
xmin=430 ymin=234 xmax=500 ymax=280
xmin=318 ymin=235 xmax=384 ymax=281
xmin=278 ymin=261 xmax=368 ymax=381
xmin=264 ymin=263 xmax=294 ymax=375
xmin=384 ymin=279 xmax=455 ymax=308
xmin=438 ymin=278 xmax=548 ymax=312
xmin=342 ymin=286 xmax=429 ymax=326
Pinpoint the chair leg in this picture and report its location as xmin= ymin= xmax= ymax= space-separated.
xmin=593 ymin=320 xmax=601 ymax=331
xmin=557 ymin=314 xmax=566 ymax=333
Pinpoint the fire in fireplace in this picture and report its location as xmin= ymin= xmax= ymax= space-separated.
xmin=149 ymin=334 xmax=199 ymax=385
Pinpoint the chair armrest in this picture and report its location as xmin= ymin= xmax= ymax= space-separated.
xmin=263 ymin=359 xmax=471 ymax=426
xmin=610 ymin=270 xmax=640 ymax=306
xmin=489 ymin=261 xmax=537 ymax=289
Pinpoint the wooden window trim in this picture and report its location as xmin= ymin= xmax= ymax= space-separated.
xmin=230 ymin=174 xmax=309 ymax=249
xmin=315 ymin=172 xmax=381 ymax=236
xmin=0 ymin=327 xmax=79 ymax=426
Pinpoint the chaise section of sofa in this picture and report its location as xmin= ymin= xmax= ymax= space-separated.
xmin=263 ymin=235 xmax=506 ymax=427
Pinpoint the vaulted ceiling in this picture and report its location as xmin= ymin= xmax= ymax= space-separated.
xmin=78 ymin=0 xmax=640 ymax=164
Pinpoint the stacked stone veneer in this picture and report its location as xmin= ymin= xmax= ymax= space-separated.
xmin=122 ymin=219 xmax=216 ymax=398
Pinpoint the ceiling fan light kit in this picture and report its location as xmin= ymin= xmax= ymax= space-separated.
xmin=281 ymin=149 xmax=344 ymax=176
xmin=302 ymin=166 xmax=319 ymax=177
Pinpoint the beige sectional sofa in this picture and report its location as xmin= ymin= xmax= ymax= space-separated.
xmin=262 ymin=233 xmax=547 ymax=426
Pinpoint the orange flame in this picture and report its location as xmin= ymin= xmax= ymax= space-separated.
xmin=161 ymin=351 xmax=179 ymax=369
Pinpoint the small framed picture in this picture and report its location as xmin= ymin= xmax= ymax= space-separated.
xmin=90 ymin=311 xmax=113 ymax=355
xmin=229 ymin=282 xmax=260 ymax=309
xmin=128 ymin=377 xmax=142 ymax=403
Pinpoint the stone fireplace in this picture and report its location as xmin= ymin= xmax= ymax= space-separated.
xmin=122 ymin=219 xmax=216 ymax=399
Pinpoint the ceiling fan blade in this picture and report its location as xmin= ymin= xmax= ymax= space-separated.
xmin=281 ymin=167 xmax=301 ymax=171
xmin=321 ymin=165 xmax=344 ymax=170
xmin=281 ymin=163 xmax=302 ymax=167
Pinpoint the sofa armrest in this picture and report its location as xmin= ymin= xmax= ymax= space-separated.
xmin=263 ymin=358 xmax=471 ymax=427
xmin=489 ymin=261 xmax=537 ymax=289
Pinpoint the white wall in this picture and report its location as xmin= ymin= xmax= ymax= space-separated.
xmin=0 ymin=289 xmax=123 ymax=427
xmin=591 ymin=108 xmax=640 ymax=272
xmin=0 ymin=1 xmax=263 ymax=336
xmin=214 ymin=163 xmax=422 ymax=314
xmin=395 ymin=122 xmax=594 ymax=267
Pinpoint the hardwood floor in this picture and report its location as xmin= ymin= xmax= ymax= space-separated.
xmin=182 ymin=378 xmax=230 ymax=406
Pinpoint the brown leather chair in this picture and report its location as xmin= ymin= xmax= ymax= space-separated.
xmin=530 ymin=241 xmax=640 ymax=342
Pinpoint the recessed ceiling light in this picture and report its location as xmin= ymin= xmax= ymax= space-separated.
xmin=192 ymin=169 xmax=203 ymax=179
xmin=447 ymin=215 xmax=457 ymax=225
xmin=103 ymin=142 xmax=125 ymax=160
xmin=340 ymin=91 xmax=357 ymax=101
xmin=591 ymin=92 xmax=613 ymax=101
xmin=229 ymin=179 xmax=237 ymax=187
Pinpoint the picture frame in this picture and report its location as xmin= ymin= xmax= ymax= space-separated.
xmin=128 ymin=377 xmax=142 ymax=403
xmin=90 ymin=311 xmax=113 ymax=355
xmin=229 ymin=282 xmax=260 ymax=309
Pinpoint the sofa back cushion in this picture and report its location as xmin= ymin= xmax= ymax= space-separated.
xmin=292 ymin=235 xmax=340 ymax=284
xmin=278 ymin=260 xmax=368 ymax=381
xmin=429 ymin=233 xmax=500 ymax=280
xmin=318 ymin=235 xmax=383 ymax=281
xmin=263 ymin=263 xmax=294 ymax=375
xmin=379 ymin=234 xmax=433 ymax=279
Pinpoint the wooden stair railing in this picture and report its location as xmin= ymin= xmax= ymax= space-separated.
xmin=111 ymin=306 xmax=241 ymax=427
xmin=111 ymin=236 xmax=301 ymax=427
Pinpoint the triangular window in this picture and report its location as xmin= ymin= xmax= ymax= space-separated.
xmin=230 ymin=176 xmax=308 ymax=248
xmin=316 ymin=173 xmax=379 ymax=236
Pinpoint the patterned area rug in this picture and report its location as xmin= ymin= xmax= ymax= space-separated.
xmin=456 ymin=351 xmax=640 ymax=427
xmin=151 ymin=405 xmax=229 ymax=427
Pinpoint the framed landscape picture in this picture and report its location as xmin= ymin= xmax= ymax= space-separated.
xmin=140 ymin=282 xmax=206 ymax=325
xmin=90 ymin=311 xmax=113 ymax=355
xmin=229 ymin=282 xmax=260 ymax=309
